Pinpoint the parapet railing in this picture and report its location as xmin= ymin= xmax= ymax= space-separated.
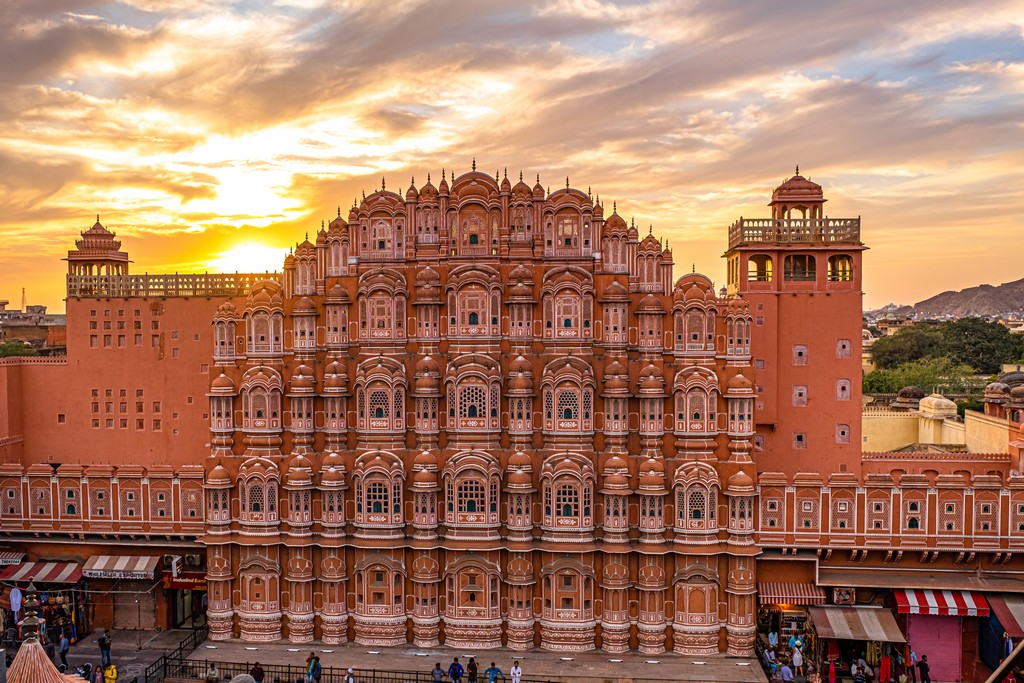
xmin=168 ymin=659 xmax=553 ymax=683
xmin=66 ymin=273 xmax=280 ymax=298
xmin=727 ymin=217 xmax=860 ymax=249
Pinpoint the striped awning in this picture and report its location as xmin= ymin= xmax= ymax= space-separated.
xmin=809 ymin=606 xmax=906 ymax=643
xmin=986 ymin=595 xmax=1024 ymax=638
xmin=758 ymin=582 xmax=828 ymax=605
xmin=83 ymin=555 xmax=161 ymax=580
xmin=0 ymin=550 xmax=26 ymax=566
xmin=894 ymin=589 xmax=990 ymax=617
xmin=0 ymin=562 xmax=82 ymax=584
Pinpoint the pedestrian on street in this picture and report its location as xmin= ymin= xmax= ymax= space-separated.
xmin=792 ymin=647 xmax=804 ymax=677
xmin=448 ymin=657 xmax=465 ymax=683
xmin=59 ymin=632 xmax=70 ymax=670
xmin=509 ymin=661 xmax=521 ymax=683
xmin=98 ymin=631 xmax=112 ymax=668
xmin=104 ymin=664 xmax=118 ymax=683
xmin=467 ymin=657 xmax=478 ymax=683
xmin=93 ymin=664 xmax=104 ymax=683
xmin=344 ymin=667 xmax=355 ymax=683
xmin=908 ymin=646 xmax=918 ymax=683
xmin=305 ymin=653 xmax=317 ymax=683
xmin=916 ymin=654 xmax=931 ymax=683
xmin=250 ymin=662 xmax=265 ymax=683
xmin=311 ymin=656 xmax=322 ymax=683
xmin=484 ymin=662 xmax=504 ymax=683
xmin=431 ymin=663 xmax=445 ymax=682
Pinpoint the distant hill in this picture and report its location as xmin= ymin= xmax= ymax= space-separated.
xmin=912 ymin=278 xmax=1024 ymax=318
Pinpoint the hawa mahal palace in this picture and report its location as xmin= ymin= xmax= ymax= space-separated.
xmin=1 ymin=167 xmax=1023 ymax=673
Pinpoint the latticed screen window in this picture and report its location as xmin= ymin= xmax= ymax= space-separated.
xmin=369 ymin=390 xmax=390 ymax=419
xmin=366 ymin=481 xmax=388 ymax=514
xmin=459 ymin=385 xmax=486 ymax=418
xmin=457 ymin=480 xmax=486 ymax=513
xmin=249 ymin=484 xmax=264 ymax=512
xmin=557 ymin=391 xmax=579 ymax=420
xmin=556 ymin=485 xmax=580 ymax=518
xmin=762 ymin=497 xmax=782 ymax=528
xmin=689 ymin=490 xmax=706 ymax=519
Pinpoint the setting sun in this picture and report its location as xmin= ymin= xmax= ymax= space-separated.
xmin=209 ymin=243 xmax=287 ymax=274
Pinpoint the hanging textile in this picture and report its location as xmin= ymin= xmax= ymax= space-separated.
xmin=10 ymin=587 xmax=22 ymax=613
xmin=827 ymin=639 xmax=839 ymax=661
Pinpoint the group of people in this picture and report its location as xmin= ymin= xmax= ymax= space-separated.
xmin=763 ymin=630 xmax=813 ymax=681
xmin=66 ymin=630 xmax=118 ymax=683
xmin=431 ymin=657 xmax=523 ymax=683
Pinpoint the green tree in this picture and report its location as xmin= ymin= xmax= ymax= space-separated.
xmin=956 ymin=397 xmax=985 ymax=418
xmin=862 ymin=368 xmax=901 ymax=393
xmin=938 ymin=317 xmax=1018 ymax=374
xmin=0 ymin=342 xmax=40 ymax=358
xmin=870 ymin=326 xmax=943 ymax=369
xmin=894 ymin=357 xmax=974 ymax=394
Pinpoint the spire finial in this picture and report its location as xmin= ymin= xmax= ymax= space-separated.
xmin=381 ymin=176 xmax=386 ymax=191
xmin=362 ymin=190 xmax=366 ymax=201
xmin=631 ymin=216 xmax=635 ymax=228
xmin=536 ymin=173 xmax=540 ymax=184
xmin=20 ymin=581 xmax=41 ymax=640
xmin=692 ymin=262 xmax=696 ymax=273
xmin=472 ymin=158 xmax=476 ymax=172
xmin=427 ymin=172 xmax=431 ymax=183
xmin=96 ymin=214 xmax=100 ymax=223
xmin=442 ymin=168 xmax=446 ymax=181
xmin=649 ymin=224 xmax=653 ymax=235
xmin=504 ymin=167 xmax=508 ymax=179
xmin=305 ymin=231 xmax=309 ymax=241
xmin=337 ymin=206 xmax=341 ymax=217
xmin=795 ymin=164 xmax=800 ymax=175
xmin=411 ymin=175 xmax=415 ymax=187
xmin=496 ymin=169 xmax=499 ymax=181
xmin=519 ymin=170 xmax=523 ymax=182
xmin=566 ymin=176 xmax=570 ymax=189
xmin=613 ymin=200 xmax=617 ymax=213
xmin=587 ymin=185 xmax=591 ymax=196
xmin=321 ymin=220 xmax=324 ymax=229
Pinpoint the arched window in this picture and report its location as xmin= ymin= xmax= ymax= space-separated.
xmin=468 ymin=312 xmax=479 ymax=325
xmin=748 ymin=254 xmax=772 ymax=282
xmin=828 ymin=254 xmax=854 ymax=281
xmin=784 ymin=254 xmax=816 ymax=282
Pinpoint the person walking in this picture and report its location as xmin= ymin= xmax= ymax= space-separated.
xmin=431 ymin=663 xmax=445 ymax=682
xmin=484 ymin=662 xmax=504 ymax=683
xmin=908 ymin=646 xmax=918 ymax=683
xmin=250 ymin=663 xmax=265 ymax=683
xmin=104 ymin=664 xmax=118 ymax=683
xmin=509 ymin=661 xmax=521 ymax=683
xmin=792 ymin=647 xmax=804 ymax=677
xmin=98 ymin=631 xmax=112 ymax=668
xmin=311 ymin=656 xmax=322 ymax=683
xmin=916 ymin=654 xmax=931 ymax=683
xmin=448 ymin=657 xmax=465 ymax=683
xmin=467 ymin=657 xmax=478 ymax=683
xmin=59 ymin=632 xmax=70 ymax=670
xmin=305 ymin=653 xmax=317 ymax=683
xmin=344 ymin=667 xmax=355 ymax=683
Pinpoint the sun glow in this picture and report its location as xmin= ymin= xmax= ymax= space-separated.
xmin=209 ymin=243 xmax=287 ymax=274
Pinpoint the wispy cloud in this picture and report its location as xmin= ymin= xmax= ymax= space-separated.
xmin=1 ymin=0 xmax=1023 ymax=309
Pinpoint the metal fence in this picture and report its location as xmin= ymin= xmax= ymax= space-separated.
xmin=126 ymin=630 xmax=553 ymax=683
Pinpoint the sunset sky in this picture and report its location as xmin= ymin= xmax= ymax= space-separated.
xmin=1 ymin=0 xmax=1022 ymax=312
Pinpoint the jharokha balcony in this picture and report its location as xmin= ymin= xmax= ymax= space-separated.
xmin=727 ymin=217 xmax=861 ymax=249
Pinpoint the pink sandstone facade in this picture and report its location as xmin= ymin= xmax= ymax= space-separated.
xmin=0 ymin=169 xmax=1023 ymax=674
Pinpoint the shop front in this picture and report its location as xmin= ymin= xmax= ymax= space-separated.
xmin=983 ymin=594 xmax=1024 ymax=674
xmin=756 ymin=581 xmax=827 ymax=668
xmin=82 ymin=555 xmax=162 ymax=630
xmin=0 ymin=561 xmax=88 ymax=643
xmin=809 ymin=605 xmax=906 ymax=681
xmin=162 ymin=571 xmax=207 ymax=629
xmin=894 ymin=589 xmax=990 ymax=683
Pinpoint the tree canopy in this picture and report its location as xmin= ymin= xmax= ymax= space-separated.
xmin=870 ymin=318 xmax=1024 ymax=374
xmin=0 ymin=343 xmax=41 ymax=358
xmin=862 ymin=356 xmax=975 ymax=394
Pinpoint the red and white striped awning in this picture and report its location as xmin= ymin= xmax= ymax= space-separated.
xmin=894 ymin=589 xmax=990 ymax=617
xmin=758 ymin=582 xmax=828 ymax=605
xmin=83 ymin=555 xmax=161 ymax=580
xmin=0 ymin=561 xmax=82 ymax=584
xmin=986 ymin=595 xmax=1024 ymax=638
xmin=810 ymin=606 xmax=906 ymax=643
xmin=0 ymin=550 xmax=26 ymax=566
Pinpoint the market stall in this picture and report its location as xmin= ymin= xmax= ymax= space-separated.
xmin=83 ymin=555 xmax=162 ymax=630
xmin=0 ymin=562 xmax=88 ymax=642
xmin=809 ymin=605 xmax=905 ymax=680
xmin=894 ymin=589 xmax=989 ymax=682
xmin=756 ymin=581 xmax=827 ymax=654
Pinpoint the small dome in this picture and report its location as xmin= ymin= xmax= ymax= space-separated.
xmin=286 ymin=468 xmax=312 ymax=486
xmin=507 ymin=469 xmax=532 ymax=487
xmin=600 ymin=281 xmax=629 ymax=301
xmin=321 ymin=467 xmax=345 ymax=484
xmin=326 ymin=283 xmax=350 ymax=302
xmin=604 ymin=454 xmax=627 ymax=471
xmin=509 ymin=449 xmax=532 ymax=469
xmin=316 ymin=229 xmax=327 ymax=245
xmin=603 ymin=471 xmax=629 ymax=489
xmin=208 ymin=465 xmax=231 ymax=485
xmin=293 ymin=297 xmax=316 ymax=315
xmin=415 ymin=355 xmax=439 ymax=375
xmin=406 ymin=180 xmax=419 ymax=200
xmin=998 ymin=371 xmax=1024 ymax=387
xmin=414 ymin=468 xmax=437 ymax=485
xmin=500 ymin=173 xmax=512 ymax=192
xmin=289 ymin=454 xmax=312 ymax=470
xmin=986 ymin=381 xmax=1011 ymax=398
xmin=322 ymin=452 xmax=343 ymax=468
xmin=509 ymin=372 xmax=532 ymax=392
xmin=637 ymin=293 xmax=664 ymax=313
xmin=726 ymin=372 xmax=754 ymax=395
xmin=414 ymin=450 xmax=436 ymax=468
xmin=1011 ymin=385 xmax=1024 ymax=401
xmin=509 ymin=264 xmax=533 ymax=281
xmin=211 ymin=373 xmax=235 ymax=391
xmin=919 ymin=393 xmax=958 ymax=418
xmin=727 ymin=468 xmax=754 ymax=494
xmin=603 ymin=211 xmax=627 ymax=235
xmin=638 ymin=458 xmax=665 ymax=490
xmin=416 ymin=266 xmax=440 ymax=284
xmin=897 ymin=385 xmax=926 ymax=400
